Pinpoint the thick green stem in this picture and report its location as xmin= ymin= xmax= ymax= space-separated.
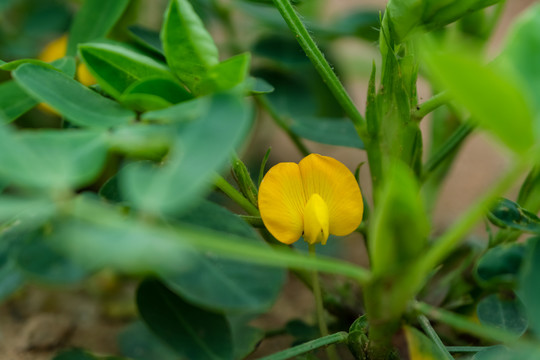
xmin=258 ymin=332 xmax=348 ymax=360
xmin=417 ymin=314 xmax=453 ymax=360
xmin=309 ymin=244 xmax=339 ymax=360
xmin=271 ymin=0 xmax=366 ymax=137
xmin=412 ymin=91 xmax=450 ymax=121
xmin=214 ymin=175 xmax=260 ymax=216
xmin=255 ymin=95 xmax=310 ymax=157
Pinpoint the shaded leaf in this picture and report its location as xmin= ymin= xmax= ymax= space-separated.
xmin=404 ymin=325 xmax=442 ymax=360
xmin=128 ymin=26 xmax=164 ymax=56
xmin=519 ymin=237 xmax=540 ymax=335
xmin=66 ymin=0 xmax=130 ymax=56
xmin=475 ymin=243 xmax=527 ymax=287
xmin=118 ymin=321 xmax=178 ymax=360
xmin=290 ymin=117 xmax=364 ymax=149
xmin=198 ymin=53 xmax=251 ymax=94
xmin=476 ymin=293 xmax=528 ymax=336
xmin=136 ymin=278 xmax=233 ymax=360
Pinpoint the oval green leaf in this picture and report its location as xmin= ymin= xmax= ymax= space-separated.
xmin=475 ymin=243 xmax=527 ymax=287
xmin=0 ymin=80 xmax=38 ymax=123
xmin=136 ymin=278 xmax=233 ymax=360
xmin=161 ymin=0 xmax=219 ymax=90
xmin=488 ymin=198 xmax=540 ymax=233
xmin=476 ymin=293 xmax=528 ymax=336
xmin=13 ymin=64 xmax=134 ymax=128
xmin=79 ymin=41 xmax=175 ymax=99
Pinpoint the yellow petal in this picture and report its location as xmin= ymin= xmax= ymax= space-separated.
xmin=258 ymin=162 xmax=306 ymax=244
xmin=299 ymin=154 xmax=363 ymax=236
xmin=77 ymin=63 xmax=97 ymax=86
xmin=39 ymin=35 xmax=67 ymax=63
xmin=303 ymin=194 xmax=329 ymax=245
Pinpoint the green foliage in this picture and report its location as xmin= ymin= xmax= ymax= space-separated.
xmin=137 ymin=278 xmax=234 ymax=360
xmin=13 ymin=64 xmax=135 ymax=128
xmin=1 ymin=0 xmax=540 ymax=359
xmin=79 ymin=41 xmax=175 ymax=99
xmin=161 ymin=0 xmax=219 ymax=91
xmin=66 ymin=0 xmax=131 ymax=56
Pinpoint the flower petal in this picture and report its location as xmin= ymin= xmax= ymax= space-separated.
xmin=299 ymin=154 xmax=363 ymax=236
xmin=303 ymin=193 xmax=330 ymax=245
xmin=258 ymin=162 xmax=306 ymax=244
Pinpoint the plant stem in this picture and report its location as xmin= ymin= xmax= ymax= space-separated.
xmin=239 ymin=215 xmax=265 ymax=227
xmin=271 ymin=0 xmax=366 ymax=136
xmin=415 ymin=153 xmax=531 ymax=277
xmin=255 ymin=95 xmax=311 ymax=157
xmin=414 ymin=302 xmax=539 ymax=349
xmin=214 ymin=175 xmax=260 ymax=216
xmin=412 ymin=91 xmax=450 ymax=121
xmin=417 ymin=314 xmax=454 ymax=360
xmin=422 ymin=121 xmax=475 ymax=181
xmin=446 ymin=346 xmax=488 ymax=353
xmin=309 ymin=244 xmax=339 ymax=360
xmin=257 ymin=332 xmax=348 ymax=360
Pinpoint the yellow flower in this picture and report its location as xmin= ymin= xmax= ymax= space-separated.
xmin=39 ymin=35 xmax=96 ymax=87
xmin=258 ymin=154 xmax=363 ymax=245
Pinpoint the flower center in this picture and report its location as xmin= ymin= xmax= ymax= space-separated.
xmin=303 ymin=193 xmax=329 ymax=245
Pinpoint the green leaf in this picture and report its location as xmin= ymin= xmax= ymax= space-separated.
xmin=0 ymin=80 xmax=38 ymax=123
xmin=0 ymin=195 xmax=56 ymax=224
xmin=51 ymin=197 xmax=196 ymax=275
xmin=122 ymin=92 xmax=252 ymax=215
xmin=163 ymin=201 xmax=285 ymax=312
xmin=136 ymin=278 xmax=233 ymax=360
xmin=488 ymin=198 xmax=540 ymax=233
xmin=329 ymin=10 xmax=380 ymax=42
xmin=421 ymin=38 xmax=534 ymax=154
xmin=107 ymin=124 xmax=175 ymax=159
xmin=290 ymin=117 xmax=364 ymax=149
xmin=66 ymin=0 xmax=130 ymax=56
xmin=79 ymin=41 xmax=175 ymax=99
xmin=473 ymin=346 xmax=540 ymax=360
xmin=118 ymin=321 xmax=178 ymax=360
xmin=0 ymin=59 xmax=57 ymax=71
xmin=0 ymin=127 xmax=108 ymax=190
xmin=15 ymin=232 xmax=89 ymax=285
xmin=476 ymin=293 xmax=528 ymax=336
xmin=141 ymin=96 xmax=208 ymax=124
xmin=13 ymin=64 xmax=134 ymax=128
xmin=128 ymin=26 xmax=164 ymax=56
xmin=369 ymin=162 xmax=429 ymax=276
xmin=198 ymin=53 xmax=251 ymax=94
xmin=228 ymin=315 xmax=264 ymax=360
xmin=501 ymin=4 xmax=540 ymax=131
xmin=119 ymin=77 xmax=192 ymax=112
xmin=519 ymin=237 xmax=540 ymax=335
xmin=161 ymin=0 xmax=219 ymax=90
xmin=475 ymin=243 xmax=527 ymax=287
xmin=404 ymin=326 xmax=441 ymax=360
xmin=251 ymin=78 xmax=274 ymax=94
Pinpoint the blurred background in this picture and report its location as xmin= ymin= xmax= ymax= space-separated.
xmin=0 ymin=0 xmax=537 ymax=358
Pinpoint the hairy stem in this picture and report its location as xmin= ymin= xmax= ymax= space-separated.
xmin=412 ymin=91 xmax=450 ymax=121
xmin=271 ymin=0 xmax=366 ymax=137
